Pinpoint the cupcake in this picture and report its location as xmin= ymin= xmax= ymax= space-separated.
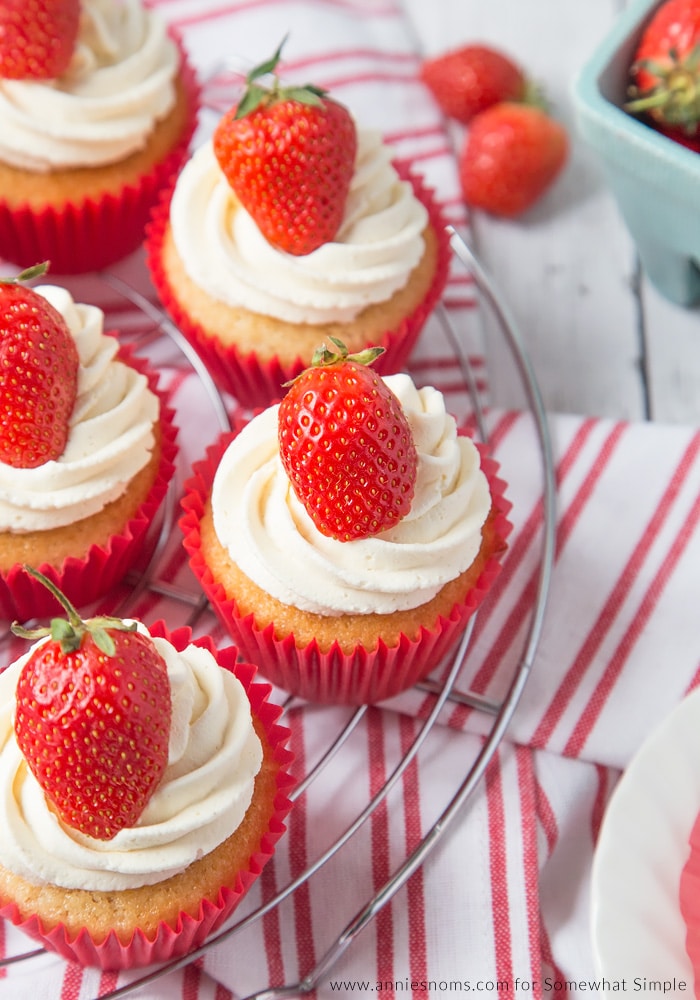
xmin=180 ymin=343 xmax=511 ymax=704
xmin=0 ymin=276 xmax=178 ymax=621
xmin=0 ymin=0 xmax=199 ymax=275
xmin=0 ymin=590 xmax=293 ymax=969
xmin=147 ymin=44 xmax=449 ymax=409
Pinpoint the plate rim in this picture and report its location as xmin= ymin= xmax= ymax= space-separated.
xmin=591 ymin=685 xmax=700 ymax=995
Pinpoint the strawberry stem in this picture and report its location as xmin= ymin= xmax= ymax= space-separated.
xmin=235 ymin=37 xmax=327 ymax=119
xmin=312 ymin=336 xmax=384 ymax=368
xmin=0 ymin=261 xmax=50 ymax=286
xmin=283 ymin=338 xmax=385 ymax=386
xmin=11 ymin=566 xmax=137 ymax=655
xmin=625 ymin=45 xmax=700 ymax=132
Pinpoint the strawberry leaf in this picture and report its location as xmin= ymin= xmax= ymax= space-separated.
xmin=246 ymin=36 xmax=287 ymax=84
xmin=91 ymin=627 xmax=116 ymax=657
xmin=235 ymin=82 xmax=270 ymax=118
xmin=283 ymin=86 xmax=325 ymax=107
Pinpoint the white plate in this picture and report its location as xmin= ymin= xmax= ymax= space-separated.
xmin=591 ymin=687 xmax=700 ymax=996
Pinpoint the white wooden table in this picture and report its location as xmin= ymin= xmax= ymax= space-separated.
xmin=402 ymin=0 xmax=700 ymax=427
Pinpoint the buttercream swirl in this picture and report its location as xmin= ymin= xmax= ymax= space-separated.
xmin=0 ymin=285 xmax=159 ymax=533
xmin=212 ymin=374 xmax=491 ymax=615
xmin=0 ymin=0 xmax=179 ymax=171
xmin=169 ymin=129 xmax=429 ymax=324
xmin=0 ymin=626 xmax=263 ymax=891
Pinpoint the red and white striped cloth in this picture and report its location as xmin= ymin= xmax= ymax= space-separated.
xmin=2 ymin=2 xmax=700 ymax=999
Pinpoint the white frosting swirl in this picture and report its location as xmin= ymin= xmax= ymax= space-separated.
xmin=0 ymin=0 xmax=179 ymax=171
xmin=169 ymin=129 xmax=429 ymax=324
xmin=0 ymin=285 xmax=159 ymax=533
xmin=212 ymin=374 xmax=491 ymax=615
xmin=0 ymin=626 xmax=263 ymax=891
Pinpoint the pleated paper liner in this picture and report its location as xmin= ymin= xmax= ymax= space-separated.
xmin=0 ymin=623 xmax=295 ymax=970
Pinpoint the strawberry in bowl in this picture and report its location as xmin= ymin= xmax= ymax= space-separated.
xmin=625 ymin=0 xmax=700 ymax=146
xmin=574 ymin=0 xmax=700 ymax=305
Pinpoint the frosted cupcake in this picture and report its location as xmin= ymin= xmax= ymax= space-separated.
xmin=0 ymin=0 xmax=199 ymax=274
xmin=0 ymin=598 xmax=293 ymax=969
xmin=147 ymin=45 xmax=449 ymax=409
xmin=181 ymin=344 xmax=511 ymax=704
xmin=0 ymin=280 xmax=177 ymax=621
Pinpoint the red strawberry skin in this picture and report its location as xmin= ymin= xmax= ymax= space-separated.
xmin=278 ymin=361 xmax=417 ymax=541
xmin=627 ymin=0 xmax=700 ymax=137
xmin=632 ymin=0 xmax=700 ymax=98
xmin=0 ymin=0 xmax=81 ymax=80
xmin=421 ymin=44 xmax=525 ymax=124
xmin=213 ymin=96 xmax=358 ymax=256
xmin=14 ymin=629 xmax=172 ymax=841
xmin=0 ymin=283 xmax=79 ymax=469
xmin=459 ymin=102 xmax=569 ymax=218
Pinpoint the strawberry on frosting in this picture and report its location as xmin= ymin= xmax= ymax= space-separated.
xmin=0 ymin=263 xmax=79 ymax=470
xmin=12 ymin=570 xmax=171 ymax=841
xmin=0 ymin=0 xmax=80 ymax=80
xmin=1 ymin=573 xmax=264 ymax=887
xmin=278 ymin=339 xmax=417 ymax=541
xmin=213 ymin=40 xmax=358 ymax=256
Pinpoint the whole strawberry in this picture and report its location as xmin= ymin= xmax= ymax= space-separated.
xmin=459 ymin=102 xmax=568 ymax=217
xmin=278 ymin=339 xmax=417 ymax=542
xmin=625 ymin=0 xmax=700 ymax=139
xmin=0 ymin=263 xmax=79 ymax=469
xmin=420 ymin=43 xmax=525 ymax=124
xmin=213 ymin=40 xmax=357 ymax=256
xmin=0 ymin=0 xmax=81 ymax=80
xmin=12 ymin=569 xmax=172 ymax=841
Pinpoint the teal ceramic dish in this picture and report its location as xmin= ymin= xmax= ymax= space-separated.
xmin=573 ymin=0 xmax=700 ymax=306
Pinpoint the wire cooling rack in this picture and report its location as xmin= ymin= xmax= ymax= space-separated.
xmin=0 ymin=232 xmax=556 ymax=1000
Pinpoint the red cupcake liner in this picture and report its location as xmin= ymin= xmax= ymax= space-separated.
xmin=179 ymin=425 xmax=512 ymax=705
xmin=0 ymin=622 xmax=295 ymax=969
xmin=146 ymin=166 xmax=451 ymax=410
xmin=0 ymin=344 xmax=179 ymax=622
xmin=0 ymin=32 xmax=200 ymax=275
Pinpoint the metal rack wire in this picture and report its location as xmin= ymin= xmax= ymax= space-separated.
xmin=0 ymin=234 xmax=556 ymax=1000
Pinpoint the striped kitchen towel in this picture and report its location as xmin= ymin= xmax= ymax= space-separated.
xmin=3 ymin=396 xmax=697 ymax=999
xmin=391 ymin=408 xmax=700 ymax=771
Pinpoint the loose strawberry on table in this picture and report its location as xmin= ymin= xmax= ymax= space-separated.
xmin=278 ymin=338 xmax=418 ymax=542
xmin=625 ymin=0 xmax=700 ymax=143
xmin=0 ymin=0 xmax=81 ymax=80
xmin=0 ymin=262 xmax=79 ymax=469
xmin=420 ymin=43 xmax=526 ymax=124
xmin=12 ymin=568 xmax=172 ymax=841
xmin=213 ymin=39 xmax=358 ymax=256
xmin=419 ymin=39 xmax=568 ymax=217
xmin=458 ymin=101 xmax=569 ymax=218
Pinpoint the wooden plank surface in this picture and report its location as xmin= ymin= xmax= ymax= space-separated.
xmin=401 ymin=0 xmax=700 ymax=426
